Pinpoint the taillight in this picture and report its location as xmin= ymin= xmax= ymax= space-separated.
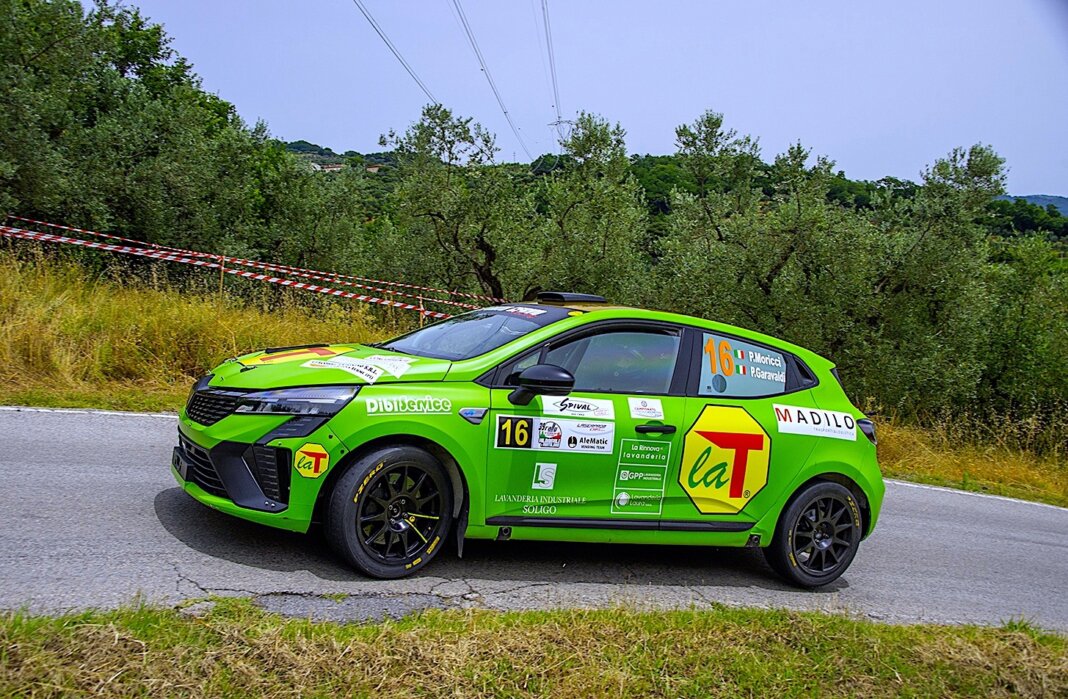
xmin=857 ymin=418 xmax=877 ymax=445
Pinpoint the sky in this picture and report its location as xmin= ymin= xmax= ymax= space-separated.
xmin=128 ymin=0 xmax=1068 ymax=195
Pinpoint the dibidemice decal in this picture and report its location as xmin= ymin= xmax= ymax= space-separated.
xmin=611 ymin=439 xmax=671 ymax=516
xmin=496 ymin=415 xmax=614 ymax=454
xmin=628 ymin=397 xmax=664 ymax=420
xmin=366 ymin=395 xmax=453 ymax=415
xmin=773 ymin=404 xmax=857 ymax=441
xmin=699 ymin=333 xmax=787 ymax=397
xmin=543 ymin=395 xmax=615 ymax=420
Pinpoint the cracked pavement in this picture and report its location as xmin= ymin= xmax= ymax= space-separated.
xmin=2 ymin=408 xmax=1067 ymax=630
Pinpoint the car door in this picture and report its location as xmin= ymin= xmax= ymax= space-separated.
xmin=660 ymin=328 xmax=817 ymax=528
xmin=484 ymin=323 xmax=688 ymax=525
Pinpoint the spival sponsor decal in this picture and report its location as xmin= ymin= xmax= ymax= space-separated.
xmin=366 ymin=395 xmax=453 ymax=415
xmin=773 ymin=404 xmax=857 ymax=441
xmin=544 ymin=396 xmax=614 ymax=420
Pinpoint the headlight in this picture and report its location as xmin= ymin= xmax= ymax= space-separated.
xmin=234 ymin=386 xmax=359 ymax=416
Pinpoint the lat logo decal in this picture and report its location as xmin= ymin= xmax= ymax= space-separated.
xmin=295 ymin=443 xmax=330 ymax=478
xmin=680 ymin=405 xmax=771 ymax=514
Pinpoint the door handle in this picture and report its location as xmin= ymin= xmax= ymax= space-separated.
xmin=635 ymin=423 xmax=676 ymax=434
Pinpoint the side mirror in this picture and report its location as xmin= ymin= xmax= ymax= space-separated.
xmin=508 ymin=364 xmax=574 ymax=406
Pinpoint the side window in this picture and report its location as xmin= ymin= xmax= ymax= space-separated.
xmin=698 ymin=332 xmax=787 ymax=397
xmin=501 ymin=350 xmax=541 ymax=385
xmin=545 ymin=330 xmax=680 ymax=394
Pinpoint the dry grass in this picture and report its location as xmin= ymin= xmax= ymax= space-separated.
xmin=1 ymin=600 xmax=1065 ymax=698
xmin=0 ymin=251 xmax=396 ymax=410
xmin=879 ymin=421 xmax=1068 ymax=508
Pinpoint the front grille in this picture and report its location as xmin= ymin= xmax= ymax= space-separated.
xmin=246 ymin=445 xmax=290 ymax=504
xmin=179 ymin=434 xmax=227 ymax=498
xmin=186 ymin=390 xmax=243 ymax=426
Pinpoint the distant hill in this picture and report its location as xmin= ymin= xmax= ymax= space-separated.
xmin=997 ymin=194 xmax=1068 ymax=215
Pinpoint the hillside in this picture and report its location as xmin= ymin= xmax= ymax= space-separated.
xmin=998 ymin=194 xmax=1068 ymax=215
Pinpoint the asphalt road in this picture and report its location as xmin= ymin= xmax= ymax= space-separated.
xmin=1 ymin=407 xmax=1066 ymax=630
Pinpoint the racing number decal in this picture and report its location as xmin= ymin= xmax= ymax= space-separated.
xmin=703 ymin=337 xmax=737 ymax=376
xmin=679 ymin=405 xmax=771 ymax=514
xmin=497 ymin=416 xmax=533 ymax=449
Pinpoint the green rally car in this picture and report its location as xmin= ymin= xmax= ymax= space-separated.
xmin=172 ymin=292 xmax=884 ymax=587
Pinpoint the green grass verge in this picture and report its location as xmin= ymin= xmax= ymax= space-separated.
xmin=2 ymin=600 xmax=1065 ymax=698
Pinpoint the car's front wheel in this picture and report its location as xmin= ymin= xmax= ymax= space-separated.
xmin=763 ymin=480 xmax=863 ymax=588
xmin=326 ymin=446 xmax=454 ymax=579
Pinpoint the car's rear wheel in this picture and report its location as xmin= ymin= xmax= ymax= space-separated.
xmin=326 ymin=446 xmax=453 ymax=579
xmin=763 ymin=481 xmax=863 ymax=588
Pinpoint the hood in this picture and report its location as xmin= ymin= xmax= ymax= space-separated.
xmin=207 ymin=344 xmax=451 ymax=390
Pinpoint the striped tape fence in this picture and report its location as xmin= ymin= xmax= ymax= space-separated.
xmin=0 ymin=225 xmax=454 ymax=319
xmin=6 ymin=215 xmax=508 ymax=305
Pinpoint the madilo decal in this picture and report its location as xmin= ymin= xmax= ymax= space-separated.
xmin=773 ymin=404 xmax=857 ymax=441
xmin=680 ymin=405 xmax=771 ymax=514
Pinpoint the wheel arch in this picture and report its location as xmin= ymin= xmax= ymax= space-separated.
xmin=312 ymin=433 xmax=470 ymax=525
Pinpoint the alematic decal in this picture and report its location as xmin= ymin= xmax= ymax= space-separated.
xmin=496 ymin=415 xmax=614 ymax=454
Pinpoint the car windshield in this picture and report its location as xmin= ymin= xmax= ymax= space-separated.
xmin=380 ymin=306 xmax=569 ymax=360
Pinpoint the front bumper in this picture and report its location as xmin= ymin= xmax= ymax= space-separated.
xmin=172 ymin=408 xmax=350 ymax=533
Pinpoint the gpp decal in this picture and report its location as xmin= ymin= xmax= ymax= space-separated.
xmin=295 ymin=443 xmax=330 ymax=478
xmin=680 ymin=405 xmax=771 ymax=514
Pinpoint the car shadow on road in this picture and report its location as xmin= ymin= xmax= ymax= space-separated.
xmin=154 ymin=487 xmax=848 ymax=593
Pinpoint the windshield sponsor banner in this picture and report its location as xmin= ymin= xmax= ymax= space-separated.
xmin=486 ymin=305 xmax=548 ymax=317
xmin=700 ymin=333 xmax=787 ymax=397
xmin=366 ymin=395 xmax=453 ymax=415
xmin=611 ymin=439 xmax=670 ymax=515
xmin=628 ymin=397 xmax=664 ymax=420
xmin=496 ymin=415 xmax=615 ymax=454
xmin=773 ymin=404 xmax=857 ymax=441
xmin=303 ymin=354 xmax=415 ymax=384
xmin=543 ymin=396 xmax=615 ymax=420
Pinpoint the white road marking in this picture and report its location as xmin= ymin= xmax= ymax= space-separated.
xmin=886 ymin=479 xmax=1068 ymax=513
xmin=0 ymin=405 xmax=178 ymax=419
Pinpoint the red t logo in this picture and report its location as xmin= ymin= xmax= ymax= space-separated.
xmin=696 ymin=431 xmax=764 ymax=498
xmin=300 ymin=450 xmax=329 ymax=474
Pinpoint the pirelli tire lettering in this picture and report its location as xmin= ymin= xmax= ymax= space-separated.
xmin=680 ymin=405 xmax=772 ymax=514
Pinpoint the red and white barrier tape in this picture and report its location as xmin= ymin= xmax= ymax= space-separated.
xmin=0 ymin=225 xmax=453 ymax=319
xmin=6 ymin=215 xmax=508 ymax=304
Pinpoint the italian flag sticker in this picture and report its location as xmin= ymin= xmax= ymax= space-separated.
xmin=738 ymin=365 xmax=748 ymax=375
xmin=734 ymin=349 xmax=745 ymax=360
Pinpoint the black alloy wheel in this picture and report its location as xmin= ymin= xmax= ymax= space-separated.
xmin=326 ymin=446 xmax=454 ymax=579
xmin=791 ymin=494 xmax=856 ymax=576
xmin=764 ymin=480 xmax=863 ymax=588
xmin=356 ymin=461 xmax=445 ymax=564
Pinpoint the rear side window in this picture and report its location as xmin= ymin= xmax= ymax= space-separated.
xmin=698 ymin=332 xmax=788 ymax=397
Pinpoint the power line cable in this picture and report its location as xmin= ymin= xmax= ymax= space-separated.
xmin=348 ymin=0 xmax=438 ymax=104
xmin=448 ymin=0 xmax=534 ymax=161
xmin=541 ymin=0 xmax=563 ymax=130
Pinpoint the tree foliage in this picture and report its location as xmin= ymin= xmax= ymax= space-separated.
xmin=1 ymin=1 xmax=1064 ymax=430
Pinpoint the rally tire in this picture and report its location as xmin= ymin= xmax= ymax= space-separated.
xmin=326 ymin=446 xmax=453 ymax=579
xmin=763 ymin=480 xmax=863 ymax=589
